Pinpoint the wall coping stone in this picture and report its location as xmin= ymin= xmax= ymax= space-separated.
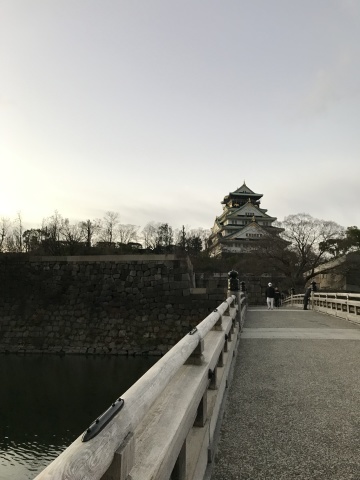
xmin=28 ymin=254 xmax=180 ymax=263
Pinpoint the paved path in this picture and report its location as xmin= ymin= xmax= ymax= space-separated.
xmin=211 ymin=307 xmax=360 ymax=480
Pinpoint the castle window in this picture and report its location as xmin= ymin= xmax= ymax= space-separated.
xmin=246 ymin=233 xmax=263 ymax=238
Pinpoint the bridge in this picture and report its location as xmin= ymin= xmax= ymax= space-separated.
xmin=33 ymin=290 xmax=360 ymax=480
xmin=211 ymin=301 xmax=360 ymax=479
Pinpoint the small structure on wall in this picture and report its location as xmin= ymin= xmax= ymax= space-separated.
xmin=208 ymin=182 xmax=283 ymax=256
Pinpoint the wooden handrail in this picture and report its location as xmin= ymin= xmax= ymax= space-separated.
xmin=34 ymin=294 xmax=244 ymax=480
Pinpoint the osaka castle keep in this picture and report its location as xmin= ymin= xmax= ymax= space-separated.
xmin=208 ymin=182 xmax=283 ymax=256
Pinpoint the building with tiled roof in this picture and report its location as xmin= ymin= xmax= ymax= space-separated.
xmin=208 ymin=182 xmax=283 ymax=256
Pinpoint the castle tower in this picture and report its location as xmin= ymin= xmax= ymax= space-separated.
xmin=208 ymin=182 xmax=283 ymax=256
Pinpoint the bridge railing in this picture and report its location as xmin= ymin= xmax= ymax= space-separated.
xmin=312 ymin=292 xmax=360 ymax=324
xmin=283 ymin=292 xmax=360 ymax=325
xmin=34 ymin=291 xmax=247 ymax=480
xmin=282 ymin=294 xmax=304 ymax=307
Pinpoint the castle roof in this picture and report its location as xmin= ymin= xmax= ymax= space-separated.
xmin=221 ymin=182 xmax=263 ymax=204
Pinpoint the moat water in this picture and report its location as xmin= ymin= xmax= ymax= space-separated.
xmin=0 ymin=354 xmax=158 ymax=480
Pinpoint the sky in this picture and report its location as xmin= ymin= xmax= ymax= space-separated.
xmin=1 ymin=0 xmax=360 ymax=232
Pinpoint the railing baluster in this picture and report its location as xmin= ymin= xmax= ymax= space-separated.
xmin=194 ymin=391 xmax=208 ymax=428
xmin=101 ymin=432 xmax=134 ymax=480
xmin=171 ymin=440 xmax=187 ymax=480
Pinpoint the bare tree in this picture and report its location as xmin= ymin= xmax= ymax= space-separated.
xmin=141 ymin=222 xmax=159 ymax=249
xmin=62 ymin=219 xmax=86 ymax=251
xmin=41 ymin=210 xmax=65 ymax=254
xmin=100 ymin=211 xmax=119 ymax=244
xmin=42 ymin=211 xmax=64 ymax=241
xmin=277 ymin=213 xmax=345 ymax=285
xmin=0 ymin=217 xmax=11 ymax=252
xmin=80 ymin=219 xmax=102 ymax=248
xmin=117 ymin=224 xmax=140 ymax=244
xmin=13 ymin=212 xmax=24 ymax=252
xmin=1 ymin=213 xmax=27 ymax=252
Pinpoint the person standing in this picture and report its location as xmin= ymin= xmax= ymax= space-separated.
xmin=265 ymin=282 xmax=275 ymax=310
xmin=303 ymin=286 xmax=311 ymax=310
xmin=303 ymin=281 xmax=317 ymax=310
xmin=274 ymin=287 xmax=281 ymax=308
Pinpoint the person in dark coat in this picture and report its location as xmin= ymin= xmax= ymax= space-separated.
xmin=265 ymin=282 xmax=275 ymax=310
xmin=303 ymin=281 xmax=317 ymax=310
xmin=274 ymin=287 xmax=281 ymax=308
xmin=303 ymin=287 xmax=312 ymax=310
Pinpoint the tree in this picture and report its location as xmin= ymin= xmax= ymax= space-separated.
xmin=176 ymin=225 xmax=187 ymax=252
xmin=23 ymin=229 xmax=44 ymax=252
xmin=141 ymin=222 xmax=159 ymax=250
xmin=187 ymin=235 xmax=203 ymax=255
xmin=80 ymin=219 xmax=102 ymax=248
xmin=320 ymin=225 xmax=360 ymax=257
xmin=252 ymin=232 xmax=297 ymax=279
xmin=41 ymin=210 xmax=65 ymax=254
xmin=117 ymin=224 xmax=140 ymax=244
xmin=174 ymin=225 xmax=204 ymax=255
xmin=13 ymin=212 xmax=24 ymax=252
xmin=319 ymin=238 xmax=348 ymax=257
xmin=189 ymin=227 xmax=211 ymax=252
xmin=0 ymin=217 xmax=11 ymax=252
xmin=100 ymin=211 xmax=119 ymax=244
xmin=278 ymin=213 xmax=344 ymax=286
xmin=62 ymin=219 xmax=86 ymax=253
xmin=0 ymin=214 xmax=26 ymax=252
xmin=155 ymin=223 xmax=174 ymax=251
xmin=345 ymin=226 xmax=360 ymax=250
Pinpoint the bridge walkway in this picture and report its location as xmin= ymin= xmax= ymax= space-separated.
xmin=210 ymin=306 xmax=360 ymax=480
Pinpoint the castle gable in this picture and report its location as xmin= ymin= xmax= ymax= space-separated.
xmin=230 ymin=202 xmax=269 ymax=218
xmin=225 ymin=222 xmax=268 ymax=240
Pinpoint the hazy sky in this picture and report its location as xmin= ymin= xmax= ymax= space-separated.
xmin=1 ymin=0 xmax=360 ymax=231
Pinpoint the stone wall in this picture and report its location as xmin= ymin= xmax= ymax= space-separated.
xmin=0 ymin=255 xmax=226 ymax=355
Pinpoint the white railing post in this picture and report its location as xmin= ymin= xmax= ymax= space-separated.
xmin=335 ymin=293 xmax=338 ymax=317
xmin=326 ymin=293 xmax=328 ymax=314
xmin=185 ymin=338 xmax=205 ymax=365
